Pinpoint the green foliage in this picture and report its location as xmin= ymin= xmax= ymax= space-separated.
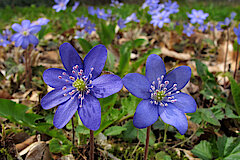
xmin=191 ymin=140 xmax=213 ymax=160
xmin=97 ymin=22 xmax=115 ymax=46
xmin=155 ymin=151 xmax=172 ymax=160
xmin=78 ymin=38 xmax=93 ymax=54
xmin=104 ymin=126 xmax=127 ymax=136
xmin=229 ymin=76 xmax=240 ymax=116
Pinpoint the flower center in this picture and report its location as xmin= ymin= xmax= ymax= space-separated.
xmin=59 ymin=2 xmax=65 ymax=7
xmin=159 ymin=16 xmax=163 ymax=20
xmin=154 ymin=90 xmax=166 ymax=101
xmin=22 ymin=30 xmax=29 ymax=36
xmin=72 ymin=78 xmax=86 ymax=91
xmin=0 ymin=39 xmax=3 ymax=43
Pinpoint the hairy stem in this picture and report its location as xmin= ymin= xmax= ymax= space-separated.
xmin=163 ymin=123 xmax=169 ymax=143
xmin=90 ymin=130 xmax=94 ymax=160
xmin=144 ymin=126 xmax=151 ymax=160
xmin=72 ymin=117 xmax=75 ymax=146
xmin=234 ymin=45 xmax=239 ymax=80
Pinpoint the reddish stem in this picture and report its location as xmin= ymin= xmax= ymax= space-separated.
xmin=144 ymin=126 xmax=151 ymax=160
xmin=90 ymin=130 xmax=94 ymax=160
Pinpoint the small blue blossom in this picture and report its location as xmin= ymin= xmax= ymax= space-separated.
xmin=88 ymin=6 xmax=96 ymax=16
xmin=187 ymin=9 xmax=209 ymax=25
xmin=150 ymin=10 xmax=170 ymax=28
xmin=41 ymin=43 xmax=123 ymax=130
xmin=96 ymin=8 xmax=108 ymax=20
xmin=216 ymin=17 xmax=231 ymax=31
xmin=183 ymin=24 xmax=195 ymax=37
xmin=53 ymin=0 xmax=69 ymax=12
xmin=125 ymin=13 xmax=140 ymax=24
xmin=74 ymin=30 xmax=85 ymax=39
xmin=11 ymin=20 xmax=41 ymax=49
xmin=76 ymin=16 xmax=88 ymax=28
xmin=71 ymin=1 xmax=80 ymax=12
xmin=118 ymin=18 xmax=126 ymax=29
xmin=122 ymin=54 xmax=196 ymax=135
xmin=32 ymin=18 xmax=50 ymax=26
xmin=164 ymin=0 xmax=179 ymax=14
xmin=198 ymin=24 xmax=208 ymax=32
xmin=2 ymin=29 xmax=12 ymax=40
xmin=148 ymin=4 xmax=164 ymax=16
xmin=84 ymin=21 xmax=96 ymax=34
xmin=234 ymin=23 xmax=240 ymax=45
xmin=143 ymin=0 xmax=160 ymax=9
xmin=0 ymin=34 xmax=10 ymax=47
xmin=230 ymin=12 xmax=237 ymax=20
xmin=110 ymin=0 xmax=123 ymax=8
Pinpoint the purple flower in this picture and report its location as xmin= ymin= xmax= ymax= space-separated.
xmin=71 ymin=1 xmax=80 ymax=12
xmin=148 ymin=4 xmax=164 ymax=16
xmin=164 ymin=0 xmax=179 ymax=14
xmin=198 ymin=24 xmax=208 ymax=32
xmin=187 ymin=9 xmax=209 ymax=25
xmin=0 ymin=34 xmax=10 ymax=47
xmin=118 ymin=18 xmax=126 ymax=29
xmin=41 ymin=43 xmax=123 ymax=130
xmin=88 ymin=6 xmax=96 ymax=16
xmin=84 ymin=21 xmax=96 ymax=34
xmin=11 ymin=20 xmax=41 ymax=49
xmin=74 ymin=30 xmax=85 ymax=39
xmin=150 ymin=10 xmax=170 ymax=28
xmin=216 ymin=17 xmax=231 ymax=31
xmin=125 ymin=13 xmax=140 ymax=24
xmin=96 ymin=8 xmax=108 ymax=20
xmin=53 ymin=0 xmax=69 ymax=12
xmin=231 ymin=12 xmax=237 ymax=20
xmin=183 ymin=24 xmax=194 ymax=37
xmin=234 ymin=23 xmax=240 ymax=45
xmin=110 ymin=0 xmax=123 ymax=8
xmin=76 ymin=16 xmax=88 ymax=28
xmin=142 ymin=0 xmax=159 ymax=9
xmin=2 ymin=29 xmax=12 ymax=40
xmin=122 ymin=54 xmax=196 ymax=134
xmin=32 ymin=18 xmax=50 ymax=26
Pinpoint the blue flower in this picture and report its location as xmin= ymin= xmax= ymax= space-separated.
xmin=150 ymin=10 xmax=170 ymax=28
xmin=142 ymin=0 xmax=160 ymax=10
xmin=32 ymin=18 xmax=50 ymax=26
xmin=122 ymin=54 xmax=196 ymax=135
xmin=187 ymin=9 xmax=209 ymax=25
xmin=164 ymin=0 xmax=179 ymax=14
xmin=216 ymin=17 xmax=231 ymax=31
xmin=71 ymin=1 xmax=80 ymax=12
xmin=2 ymin=29 xmax=12 ymax=40
xmin=88 ymin=6 xmax=96 ymax=16
xmin=234 ymin=23 xmax=240 ymax=45
xmin=84 ymin=21 xmax=96 ymax=34
xmin=76 ymin=16 xmax=88 ymax=28
xmin=148 ymin=4 xmax=164 ymax=16
xmin=118 ymin=18 xmax=126 ymax=29
xmin=0 ymin=34 xmax=10 ymax=47
xmin=53 ymin=0 xmax=69 ymax=12
xmin=74 ymin=30 xmax=85 ymax=39
xmin=110 ymin=0 xmax=123 ymax=8
xmin=230 ymin=12 xmax=237 ymax=20
xmin=11 ymin=20 xmax=41 ymax=49
xmin=183 ymin=24 xmax=195 ymax=37
xmin=41 ymin=43 xmax=123 ymax=130
xmin=96 ymin=8 xmax=108 ymax=20
xmin=125 ymin=13 xmax=140 ymax=24
xmin=198 ymin=24 xmax=208 ymax=32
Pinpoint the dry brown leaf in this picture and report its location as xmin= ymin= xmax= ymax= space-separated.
xmin=0 ymin=90 xmax=13 ymax=99
xmin=16 ymin=135 xmax=36 ymax=152
xmin=161 ymin=47 xmax=192 ymax=60
xmin=174 ymin=148 xmax=200 ymax=160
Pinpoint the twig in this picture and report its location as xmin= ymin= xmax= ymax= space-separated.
xmin=144 ymin=126 xmax=151 ymax=160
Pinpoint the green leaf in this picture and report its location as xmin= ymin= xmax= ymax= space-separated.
xmin=229 ymin=76 xmax=240 ymax=116
xmin=223 ymin=138 xmax=240 ymax=160
xmin=49 ymin=138 xmax=72 ymax=155
xmin=137 ymin=127 xmax=155 ymax=145
xmin=97 ymin=22 xmax=115 ymax=46
xmin=122 ymin=120 xmax=138 ymax=141
xmin=155 ymin=151 xmax=172 ymax=160
xmin=78 ymin=38 xmax=93 ymax=54
xmin=217 ymin=135 xmax=234 ymax=158
xmin=191 ymin=140 xmax=213 ymax=160
xmin=75 ymin=125 xmax=89 ymax=135
xmin=121 ymin=93 xmax=141 ymax=116
xmin=133 ymin=39 xmax=147 ymax=48
xmin=104 ymin=126 xmax=127 ymax=136
xmin=187 ymin=110 xmax=202 ymax=124
xmin=118 ymin=41 xmax=132 ymax=77
xmin=200 ymin=108 xmax=220 ymax=126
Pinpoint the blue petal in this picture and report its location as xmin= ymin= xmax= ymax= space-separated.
xmin=173 ymin=93 xmax=197 ymax=113
xmin=15 ymin=36 xmax=23 ymax=47
xmin=164 ymin=66 xmax=191 ymax=91
xmin=159 ymin=103 xmax=188 ymax=135
xmin=28 ymin=35 xmax=39 ymax=46
xmin=133 ymin=100 xmax=159 ymax=128
xmin=12 ymin=23 xmax=22 ymax=32
xmin=21 ymin=20 xmax=31 ymax=29
xmin=53 ymin=94 xmax=78 ymax=129
xmin=78 ymin=95 xmax=101 ymax=131
xmin=84 ymin=44 xmax=107 ymax=80
xmin=43 ymin=68 xmax=72 ymax=88
xmin=91 ymin=74 xmax=123 ymax=98
xmin=29 ymin=25 xmax=41 ymax=34
xmin=122 ymin=73 xmax=150 ymax=99
xmin=11 ymin=33 xmax=22 ymax=42
xmin=40 ymin=87 xmax=73 ymax=110
xmin=59 ymin=43 xmax=83 ymax=75
xmin=21 ymin=37 xmax=29 ymax=49
xmin=146 ymin=54 xmax=166 ymax=83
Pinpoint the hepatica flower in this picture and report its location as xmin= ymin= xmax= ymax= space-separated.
xmin=41 ymin=43 xmax=123 ymax=130
xmin=183 ymin=24 xmax=195 ymax=37
xmin=71 ymin=1 xmax=80 ymax=12
xmin=123 ymin=54 xmax=196 ymax=134
xmin=32 ymin=18 xmax=50 ymax=26
xmin=118 ymin=18 xmax=126 ymax=29
xmin=84 ymin=21 xmax=96 ymax=34
xmin=164 ymin=0 xmax=179 ymax=14
xmin=76 ymin=16 xmax=88 ymax=28
xmin=74 ymin=30 xmax=85 ymax=39
xmin=125 ymin=13 xmax=140 ymax=24
xmin=53 ymin=0 xmax=69 ymax=12
xmin=88 ymin=6 xmax=96 ymax=16
xmin=0 ymin=34 xmax=10 ymax=47
xmin=188 ymin=9 xmax=209 ymax=25
xmin=150 ymin=10 xmax=170 ymax=28
xmin=234 ymin=23 xmax=240 ymax=45
xmin=11 ymin=20 xmax=41 ymax=49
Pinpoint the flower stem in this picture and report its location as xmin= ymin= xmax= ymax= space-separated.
xmin=224 ymin=28 xmax=230 ymax=88
xmin=234 ymin=44 xmax=239 ymax=80
xmin=90 ymin=130 xmax=94 ymax=160
xmin=163 ymin=123 xmax=169 ymax=143
xmin=144 ymin=126 xmax=151 ymax=160
xmin=24 ymin=46 xmax=33 ymax=89
xmin=72 ymin=117 xmax=75 ymax=146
